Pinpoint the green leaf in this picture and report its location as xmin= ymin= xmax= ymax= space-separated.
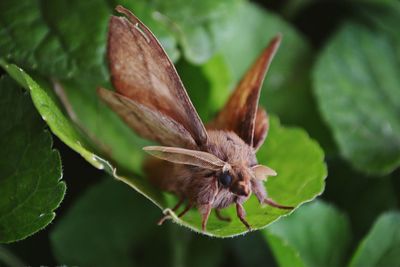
xmin=0 ymin=1 xmax=72 ymax=78
xmin=0 ymin=76 xmax=66 ymax=243
xmin=349 ymin=212 xmax=400 ymax=267
xmin=264 ymin=201 xmax=351 ymax=267
xmin=313 ymin=22 xmax=400 ymax=175
xmin=51 ymin=178 xmax=223 ymax=267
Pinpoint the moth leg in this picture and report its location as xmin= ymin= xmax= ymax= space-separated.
xmin=251 ymin=179 xmax=293 ymax=210
xmin=215 ymin=209 xmax=231 ymax=222
xmin=236 ymin=202 xmax=251 ymax=230
xmin=264 ymin=198 xmax=293 ymax=210
xmin=171 ymin=198 xmax=185 ymax=212
xmin=199 ymin=204 xmax=212 ymax=232
xmin=157 ymin=197 xmax=185 ymax=225
xmin=177 ymin=202 xmax=193 ymax=218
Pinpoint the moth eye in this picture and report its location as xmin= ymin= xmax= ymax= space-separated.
xmin=218 ymin=172 xmax=232 ymax=187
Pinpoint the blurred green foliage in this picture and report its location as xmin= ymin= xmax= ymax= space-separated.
xmin=0 ymin=0 xmax=399 ymax=266
xmin=264 ymin=201 xmax=351 ymax=267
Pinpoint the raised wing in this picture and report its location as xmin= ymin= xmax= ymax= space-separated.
xmin=98 ymin=88 xmax=197 ymax=148
xmin=103 ymin=5 xmax=208 ymax=147
xmin=208 ymin=35 xmax=281 ymax=150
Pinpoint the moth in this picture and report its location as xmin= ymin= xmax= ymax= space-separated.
xmin=98 ymin=5 xmax=293 ymax=232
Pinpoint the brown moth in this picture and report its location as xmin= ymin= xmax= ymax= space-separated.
xmin=98 ymin=5 xmax=293 ymax=232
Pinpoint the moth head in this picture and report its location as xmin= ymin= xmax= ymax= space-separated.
xmin=143 ymin=146 xmax=276 ymax=198
xmin=217 ymin=164 xmax=276 ymax=197
xmin=218 ymin=165 xmax=250 ymax=197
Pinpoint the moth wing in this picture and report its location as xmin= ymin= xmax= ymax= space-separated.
xmin=107 ymin=6 xmax=207 ymax=147
xmin=208 ymin=35 xmax=281 ymax=150
xmin=143 ymin=146 xmax=227 ymax=171
xmin=98 ymin=88 xmax=197 ymax=148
